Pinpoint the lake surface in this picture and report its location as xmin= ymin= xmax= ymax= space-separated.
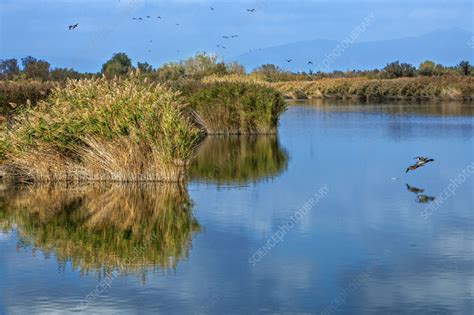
xmin=1 ymin=102 xmax=473 ymax=314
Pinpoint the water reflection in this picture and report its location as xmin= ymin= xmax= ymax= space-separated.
xmin=0 ymin=102 xmax=472 ymax=314
xmin=291 ymin=99 xmax=474 ymax=116
xmin=416 ymin=194 xmax=436 ymax=204
xmin=406 ymin=183 xmax=424 ymax=194
xmin=190 ymin=135 xmax=288 ymax=185
xmin=0 ymin=183 xmax=200 ymax=276
xmin=405 ymin=183 xmax=436 ymax=204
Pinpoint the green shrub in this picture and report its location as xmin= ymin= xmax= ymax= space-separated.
xmin=175 ymin=81 xmax=287 ymax=134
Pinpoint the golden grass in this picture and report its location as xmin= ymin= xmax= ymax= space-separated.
xmin=1 ymin=74 xmax=202 ymax=182
xmin=270 ymin=76 xmax=474 ymax=101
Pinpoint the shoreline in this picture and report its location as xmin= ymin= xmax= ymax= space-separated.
xmin=270 ymin=76 xmax=474 ymax=102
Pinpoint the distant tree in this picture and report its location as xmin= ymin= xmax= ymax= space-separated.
xmin=154 ymin=53 xmax=239 ymax=80
xmin=226 ymin=62 xmax=245 ymax=75
xmin=156 ymin=63 xmax=186 ymax=81
xmin=418 ymin=60 xmax=436 ymax=76
xmin=400 ymin=63 xmax=416 ymax=77
xmin=458 ymin=60 xmax=471 ymax=76
xmin=382 ymin=61 xmax=416 ymax=78
xmin=0 ymin=59 xmax=20 ymax=79
xmin=182 ymin=52 xmax=227 ymax=78
xmin=21 ymin=56 xmax=50 ymax=80
xmin=252 ymin=64 xmax=287 ymax=82
xmin=137 ymin=61 xmax=153 ymax=74
xmin=101 ymin=53 xmax=133 ymax=78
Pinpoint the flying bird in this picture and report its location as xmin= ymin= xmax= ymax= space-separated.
xmin=68 ymin=23 xmax=79 ymax=30
xmin=222 ymin=36 xmax=229 ymax=39
xmin=210 ymin=7 xmax=214 ymax=11
xmin=157 ymin=16 xmax=162 ymax=19
xmin=414 ymin=156 xmax=434 ymax=163
xmin=406 ymin=156 xmax=434 ymax=173
xmin=308 ymin=61 xmax=313 ymax=65
xmin=285 ymin=59 xmax=292 ymax=63
xmin=231 ymin=35 xmax=239 ymax=38
xmin=146 ymin=16 xmax=151 ymax=18
xmin=246 ymin=8 xmax=256 ymax=12
xmin=406 ymin=163 xmax=423 ymax=173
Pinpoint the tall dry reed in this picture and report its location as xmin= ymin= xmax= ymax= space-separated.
xmin=1 ymin=74 xmax=202 ymax=182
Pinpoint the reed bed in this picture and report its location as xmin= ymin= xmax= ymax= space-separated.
xmin=175 ymin=80 xmax=287 ymax=135
xmin=1 ymin=74 xmax=202 ymax=182
xmin=271 ymin=76 xmax=474 ymax=101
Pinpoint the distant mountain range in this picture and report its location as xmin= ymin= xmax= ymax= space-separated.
xmin=233 ymin=28 xmax=474 ymax=72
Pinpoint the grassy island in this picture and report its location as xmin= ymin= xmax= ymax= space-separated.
xmin=0 ymin=75 xmax=286 ymax=182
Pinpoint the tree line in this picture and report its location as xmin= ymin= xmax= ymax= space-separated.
xmin=0 ymin=53 xmax=244 ymax=82
xmin=0 ymin=53 xmax=472 ymax=82
xmin=252 ymin=60 xmax=473 ymax=82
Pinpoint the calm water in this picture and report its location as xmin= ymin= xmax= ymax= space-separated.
xmin=1 ymin=102 xmax=473 ymax=314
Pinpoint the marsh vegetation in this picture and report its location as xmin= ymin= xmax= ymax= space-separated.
xmin=0 ymin=54 xmax=286 ymax=182
xmin=0 ymin=53 xmax=472 ymax=182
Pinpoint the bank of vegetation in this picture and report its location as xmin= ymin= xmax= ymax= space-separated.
xmin=1 ymin=75 xmax=203 ymax=182
xmin=0 ymin=54 xmax=286 ymax=182
xmin=271 ymin=76 xmax=474 ymax=101
xmin=0 ymin=52 xmax=472 ymax=181
xmin=1 ymin=54 xmax=473 ymax=109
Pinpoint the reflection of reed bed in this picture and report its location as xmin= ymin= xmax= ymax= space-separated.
xmin=0 ymin=183 xmax=200 ymax=275
xmin=190 ymin=136 xmax=288 ymax=184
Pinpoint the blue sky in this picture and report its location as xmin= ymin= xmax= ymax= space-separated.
xmin=0 ymin=0 xmax=472 ymax=72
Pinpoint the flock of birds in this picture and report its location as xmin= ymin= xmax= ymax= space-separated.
xmin=68 ymin=7 xmax=258 ymax=54
xmin=66 ymin=6 xmax=312 ymax=64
